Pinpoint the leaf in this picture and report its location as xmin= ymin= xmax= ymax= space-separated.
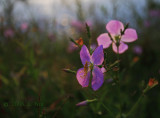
xmin=0 ymin=74 xmax=9 ymax=85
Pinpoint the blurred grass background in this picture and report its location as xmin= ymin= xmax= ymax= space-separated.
xmin=0 ymin=0 xmax=160 ymax=117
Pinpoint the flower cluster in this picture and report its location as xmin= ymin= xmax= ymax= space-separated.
xmin=75 ymin=20 xmax=138 ymax=91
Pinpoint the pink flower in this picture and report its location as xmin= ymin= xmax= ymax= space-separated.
xmin=71 ymin=20 xmax=83 ymax=31
xmin=133 ymin=45 xmax=142 ymax=55
xmin=149 ymin=10 xmax=160 ymax=17
xmin=67 ymin=42 xmax=78 ymax=53
xmin=97 ymin=20 xmax=138 ymax=54
xmin=76 ymin=45 xmax=104 ymax=91
xmin=20 ymin=23 xmax=28 ymax=31
xmin=4 ymin=28 xmax=14 ymax=38
xmin=67 ymin=38 xmax=84 ymax=53
xmin=71 ymin=20 xmax=92 ymax=31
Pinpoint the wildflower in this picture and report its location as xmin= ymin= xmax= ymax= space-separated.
xmin=71 ymin=20 xmax=83 ymax=31
xmin=97 ymin=20 xmax=138 ymax=54
xmin=67 ymin=38 xmax=83 ymax=53
xmin=148 ymin=78 xmax=158 ymax=88
xmin=71 ymin=20 xmax=92 ymax=31
xmin=133 ymin=45 xmax=142 ymax=55
xmin=4 ymin=28 xmax=14 ymax=38
xmin=67 ymin=42 xmax=78 ymax=53
xmin=76 ymin=45 xmax=104 ymax=91
xmin=20 ymin=22 xmax=28 ymax=31
xmin=149 ymin=10 xmax=160 ymax=17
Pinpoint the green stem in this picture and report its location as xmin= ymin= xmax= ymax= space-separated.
xmin=63 ymin=69 xmax=76 ymax=74
xmin=101 ymin=103 xmax=115 ymax=117
xmin=85 ymin=23 xmax=92 ymax=53
xmin=126 ymin=94 xmax=143 ymax=117
xmin=88 ymin=88 xmax=115 ymax=117
xmin=117 ymin=46 xmax=120 ymax=84
xmin=89 ymin=37 xmax=92 ymax=53
xmin=117 ymin=46 xmax=122 ymax=117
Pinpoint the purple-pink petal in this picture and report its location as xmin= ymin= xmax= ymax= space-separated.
xmin=91 ymin=45 xmax=104 ymax=66
xmin=91 ymin=66 xmax=104 ymax=91
xmin=112 ymin=42 xmax=128 ymax=54
xmin=121 ymin=28 xmax=138 ymax=43
xmin=80 ymin=45 xmax=91 ymax=65
xmin=106 ymin=20 xmax=124 ymax=36
xmin=76 ymin=68 xmax=90 ymax=88
xmin=101 ymin=67 xmax=106 ymax=73
xmin=76 ymin=100 xmax=88 ymax=106
xmin=97 ymin=33 xmax=112 ymax=49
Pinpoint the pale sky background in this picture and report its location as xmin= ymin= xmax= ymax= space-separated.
xmin=1 ymin=0 xmax=159 ymax=31
xmin=10 ymin=0 xmax=147 ymax=22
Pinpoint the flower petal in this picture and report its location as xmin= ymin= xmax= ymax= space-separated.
xmin=112 ymin=42 xmax=128 ymax=54
xmin=80 ymin=45 xmax=91 ymax=65
xmin=106 ymin=20 xmax=124 ymax=36
xmin=101 ymin=67 xmax=106 ymax=73
xmin=91 ymin=66 xmax=104 ymax=91
xmin=76 ymin=68 xmax=90 ymax=87
xmin=97 ymin=33 xmax=112 ymax=49
xmin=121 ymin=28 xmax=138 ymax=42
xmin=91 ymin=45 xmax=104 ymax=65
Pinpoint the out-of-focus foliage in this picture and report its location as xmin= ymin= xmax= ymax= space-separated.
xmin=0 ymin=0 xmax=160 ymax=117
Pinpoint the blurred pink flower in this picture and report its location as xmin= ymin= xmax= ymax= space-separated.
xmin=4 ymin=28 xmax=14 ymax=38
xmin=144 ymin=20 xmax=150 ymax=27
xmin=67 ymin=38 xmax=84 ymax=53
xmin=133 ymin=45 xmax=142 ymax=55
xmin=91 ymin=44 xmax=97 ymax=51
xmin=149 ymin=10 xmax=160 ymax=17
xmin=97 ymin=20 xmax=138 ymax=54
xmin=86 ymin=20 xmax=92 ymax=28
xmin=71 ymin=20 xmax=83 ymax=31
xmin=71 ymin=20 xmax=92 ymax=31
xmin=20 ymin=23 xmax=28 ymax=31
xmin=67 ymin=42 xmax=78 ymax=53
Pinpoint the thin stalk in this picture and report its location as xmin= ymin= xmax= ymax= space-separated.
xmin=88 ymin=88 xmax=115 ymax=117
xmin=117 ymin=46 xmax=120 ymax=84
xmin=126 ymin=94 xmax=144 ymax=117
xmin=101 ymin=103 xmax=115 ymax=117
xmin=116 ymin=46 xmax=122 ymax=117
xmin=85 ymin=23 xmax=91 ymax=53
xmin=89 ymin=37 xmax=92 ymax=53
